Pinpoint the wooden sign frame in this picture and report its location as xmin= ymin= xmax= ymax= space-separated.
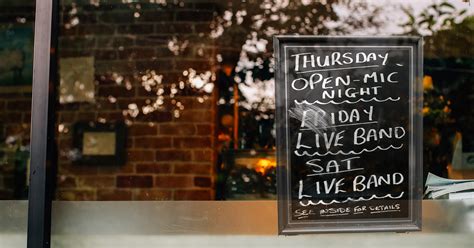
xmin=274 ymin=36 xmax=423 ymax=234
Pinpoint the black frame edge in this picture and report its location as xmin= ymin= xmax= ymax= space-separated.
xmin=274 ymin=36 xmax=424 ymax=234
xmin=273 ymin=36 xmax=286 ymax=235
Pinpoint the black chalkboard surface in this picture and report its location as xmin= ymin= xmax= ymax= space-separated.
xmin=274 ymin=36 xmax=423 ymax=234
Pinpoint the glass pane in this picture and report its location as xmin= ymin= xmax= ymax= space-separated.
xmin=0 ymin=0 xmax=35 ymax=246
xmin=54 ymin=0 xmax=473 ymax=202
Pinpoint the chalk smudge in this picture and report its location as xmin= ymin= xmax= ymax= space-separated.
xmin=288 ymin=104 xmax=333 ymax=135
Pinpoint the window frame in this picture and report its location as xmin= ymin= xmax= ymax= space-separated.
xmin=27 ymin=0 xmax=58 ymax=247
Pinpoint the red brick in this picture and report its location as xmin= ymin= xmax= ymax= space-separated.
xmin=77 ymin=112 xmax=96 ymax=121
xmin=99 ymin=11 xmax=135 ymax=23
xmin=59 ymin=164 xmax=98 ymax=175
xmin=77 ymin=176 xmax=115 ymax=188
xmin=22 ymin=113 xmax=31 ymax=123
xmin=135 ymin=137 xmax=172 ymax=149
xmin=0 ymin=113 xmax=22 ymax=123
xmin=97 ymin=164 xmax=134 ymax=174
xmin=58 ymin=137 xmax=72 ymax=148
xmin=141 ymin=11 xmax=174 ymax=22
xmin=135 ymin=111 xmax=172 ymax=122
xmin=154 ymin=23 xmax=193 ymax=34
xmin=155 ymin=46 xmax=176 ymax=57
xmin=6 ymin=100 xmax=31 ymax=110
xmin=59 ymin=36 xmax=96 ymax=50
xmin=134 ymin=189 xmax=172 ymax=200
xmin=5 ymin=125 xmax=29 ymax=136
xmin=78 ymin=24 xmax=115 ymax=35
xmin=135 ymin=59 xmax=174 ymax=72
xmin=196 ymin=124 xmax=213 ymax=135
xmin=97 ymin=36 xmax=135 ymax=48
xmin=178 ymin=97 xmax=212 ymax=110
xmin=135 ymin=87 xmax=160 ymax=97
xmin=156 ymin=150 xmax=191 ymax=161
xmin=59 ymin=25 xmax=77 ymax=36
xmin=174 ymin=189 xmax=212 ymax=200
xmin=193 ymin=150 xmax=213 ymax=162
xmin=58 ymin=102 xmax=80 ymax=111
xmin=59 ymin=112 xmax=76 ymax=122
xmin=176 ymin=10 xmax=215 ymax=22
xmin=194 ymin=23 xmax=212 ymax=33
xmin=116 ymin=98 xmax=147 ymax=109
xmin=80 ymin=102 xmax=101 ymax=111
xmin=118 ymin=48 xmax=156 ymax=59
xmin=98 ymin=85 xmax=135 ymax=98
xmin=136 ymin=163 xmax=171 ymax=174
xmin=56 ymin=190 xmax=95 ymax=201
xmin=0 ymin=92 xmax=24 ymax=98
xmin=118 ymin=24 xmax=153 ymax=34
xmin=176 ymin=110 xmax=212 ymax=122
xmin=174 ymin=164 xmax=211 ymax=175
xmin=57 ymin=175 xmax=76 ymax=188
xmin=59 ymin=49 xmax=94 ymax=57
xmin=97 ymin=189 xmax=132 ymax=200
xmin=129 ymin=123 xmax=158 ymax=136
xmin=126 ymin=137 xmax=134 ymax=148
xmin=135 ymin=35 xmax=168 ymax=46
xmin=117 ymin=175 xmax=153 ymax=188
xmin=127 ymin=150 xmax=155 ymax=162
xmin=159 ymin=123 xmax=195 ymax=136
xmin=175 ymin=59 xmax=212 ymax=71
xmin=96 ymin=61 xmax=136 ymax=75
xmin=72 ymin=13 xmax=97 ymax=24
xmin=194 ymin=176 xmax=212 ymax=187
xmin=95 ymin=49 xmax=118 ymax=60
xmin=173 ymin=137 xmax=211 ymax=148
xmin=97 ymin=111 xmax=124 ymax=121
xmin=194 ymin=2 xmax=220 ymax=10
xmin=154 ymin=176 xmax=193 ymax=188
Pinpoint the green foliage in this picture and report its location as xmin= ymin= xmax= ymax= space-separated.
xmin=425 ymin=15 xmax=474 ymax=58
xmin=401 ymin=1 xmax=468 ymax=35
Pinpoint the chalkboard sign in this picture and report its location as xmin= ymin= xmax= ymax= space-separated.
xmin=274 ymin=36 xmax=423 ymax=234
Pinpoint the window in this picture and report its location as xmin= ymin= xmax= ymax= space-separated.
xmin=1 ymin=0 xmax=473 ymax=246
xmin=0 ymin=0 xmax=35 ymax=246
xmin=51 ymin=0 xmax=473 ymax=202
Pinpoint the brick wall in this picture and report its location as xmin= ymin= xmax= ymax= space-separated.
xmin=1 ymin=1 xmax=221 ymax=200
xmin=0 ymin=1 xmax=35 ymax=199
xmin=55 ymin=1 xmax=220 ymax=200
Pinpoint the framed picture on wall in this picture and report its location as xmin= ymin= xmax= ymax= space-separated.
xmin=0 ymin=26 xmax=33 ymax=91
xmin=73 ymin=122 xmax=127 ymax=166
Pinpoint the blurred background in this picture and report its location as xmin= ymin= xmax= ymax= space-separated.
xmin=0 ymin=0 xmax=472 ymax=201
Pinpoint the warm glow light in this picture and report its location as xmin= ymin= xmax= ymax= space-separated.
xmin=423 ymin=75 xmax=434 ymax=91
xmin=255 ymin=158 xmax=276 ymax=174
xmin=222 ymin=65 xmax=233 ymax=76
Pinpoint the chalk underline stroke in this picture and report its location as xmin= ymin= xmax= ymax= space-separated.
xmin=294 ymin=144 xmax=404 ymax=156
xmin=300 ymin=121 xmax=378 ymax=130
xmin=319 ymin=213 xmax=350 ymax=217
xmin=299 ymin=192 xmax=405 ymax=206
xmin=295 ymin=65 xmax=380 ymax=74
xmin=295 ymin=97 xmax=401 ymax=105
xmin=307 ymin=168 xmax=364 ymax=177
xmin=370 ymin=209 xmax=401 ymax=214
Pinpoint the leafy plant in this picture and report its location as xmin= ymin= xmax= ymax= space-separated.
xmin=401 ymin=1 xmax=468 ymax=35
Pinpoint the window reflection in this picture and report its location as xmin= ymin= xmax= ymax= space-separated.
xmin=49 ymin=0 xmax=474 ymax=201
xmin=0 ymin=0 xmax=35 ymax=200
